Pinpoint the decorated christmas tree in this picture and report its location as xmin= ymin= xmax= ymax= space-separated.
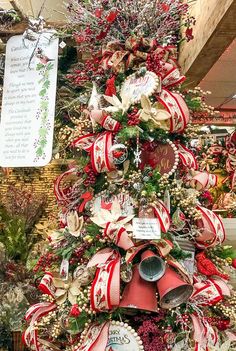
xmin=24 ymin=1 xmax=236 ymax=351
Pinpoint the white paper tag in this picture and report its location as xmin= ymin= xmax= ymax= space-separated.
xmin=60 ymin=258 xmax=69 ymax=281
xmin=132 ymin=218 xmax=161 ymax=240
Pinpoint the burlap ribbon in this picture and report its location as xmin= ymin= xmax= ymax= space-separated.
xmin=101 ymin=36 xmax=155 ymax=73
xmin=101 ymin=36 xmax=185 ymax=88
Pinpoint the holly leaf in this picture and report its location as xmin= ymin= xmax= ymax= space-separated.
xmin=43 ymin=80 xmax=50 ymax=89
xmin=36 ymin=63 xmax=45 ymax=71
xmin=39 ymin=89 xmax=47 ymax=97
xmin=47 ymin=62 xmax=54 ymax=70
xmin=39 ymin=128 xmax=47 ymax=137
xmin=36 ymin=147 xmax=43 ymax=157
xmin=40 ymin=100 xmax=49 ymax=109
xmin=40 ymin=139 xmax=47 ymax=147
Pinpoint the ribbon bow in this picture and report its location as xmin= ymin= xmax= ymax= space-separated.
xmin=187 ymin=170 xmax=217 ymax=191
xmin=101 ymin=37 xmax=185 ymax=89
xmin=101 ymin=36 xmax=151 ymax=73
xmin=72 ymin=131 xmax=116 ymax=173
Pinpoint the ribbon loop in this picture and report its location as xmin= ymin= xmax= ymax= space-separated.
xmin=89 ymin=249 xmax=120 ymax=311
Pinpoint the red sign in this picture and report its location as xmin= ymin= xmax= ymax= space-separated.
xmin=141 ymin=142 xmax=176 ymax=175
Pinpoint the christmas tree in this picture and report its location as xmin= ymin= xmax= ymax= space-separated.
xmin=24 ymin=1 xmax=236 ymax=351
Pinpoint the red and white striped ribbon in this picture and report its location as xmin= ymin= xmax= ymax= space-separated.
xmin=75 ymin=322 xmax=109 ymax=351
xmin=152 ymin=199 xmax=171 ymax=233
xmin=88 ymin=248 xmax=120 ymax=312
xmin=175 ymin=143 xmax=198 ymax=170
xmin=195 ymin=206 xmax=225 ymax=248
xmin=72 ymin=132 xmax=116 ymax=173
xmin=189 ymin=171 xmax=217 ymax=191
xmin=104 ymin=222 xmax=134 ymax=250
xmin=161 ymin=62 xmax=186 ymax=89
xmin=23 ymin=302 xmax=57 ymax=351
xmin=54 ymin=167 xmax=79 ymax=205
xmin=71 ymin=133 xmax=96 ymax=151
xmin=91 ymin=132 xmax=116 ymax=173
xmin=38 ymin=272 xmax=56 ymax=297
xmin=158 ymin=89 xmax=190 ymax=133
xmin=90 ymin=110 xmax=120 ymax=132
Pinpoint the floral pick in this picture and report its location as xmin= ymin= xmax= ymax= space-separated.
xmin=139 ymin=94 xmax=171 ymax=129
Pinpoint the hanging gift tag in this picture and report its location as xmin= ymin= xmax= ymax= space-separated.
xmin=59 ymin=41 xmax=66 ymax=49
xmin=60 ymin=259 xmax=69 ymax=281
xmin=133 ymin=217 xmax=161 ymax=240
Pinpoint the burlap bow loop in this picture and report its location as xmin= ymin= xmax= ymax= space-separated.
xmin=101 ymin=36 xmax=181 ymax=80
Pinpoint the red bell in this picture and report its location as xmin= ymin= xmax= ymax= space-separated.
xmin=120 ymin=265 xmax=158 ymax=313
xmin=156 ymin=267 xmax=193 ymax=309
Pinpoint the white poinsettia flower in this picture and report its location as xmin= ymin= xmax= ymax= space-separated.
xmin=139 ymin=94 xmax=171 ymax=130
xmin=90 ymin=198 xmax=134 ymax=229
xmin=66 ymin=211 xmax=84 ymax=237
xmin=103 ymin=90 xmax=132 ymax=114
xmin=53 ymin=275 xmax=81 ymax=305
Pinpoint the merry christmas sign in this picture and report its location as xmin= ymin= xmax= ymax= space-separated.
xmin=106 ymin=322 xmax=143 ymax=351
xmin=0 ymin=34 xmax=58 ymax=167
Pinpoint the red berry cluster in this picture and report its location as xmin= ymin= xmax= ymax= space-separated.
xmin=206 ymin=317 xmax=230 ymax=331
xmin=142 ymin=141 xmax=159 ymax=152
xmin=68 ymin=57 xmax=105 ymax=86
xmin=83 ymin=164 xmax=97 ymax=187
xmin=146 ymin=53 xmax=164 ymax=76
xmin=70 ymin=304 xmax=81 ymax=317
xmin=69 ymin=244 xmax=89 ymax=265
xmin=128 ymin=107 xmax=140 ymax=126
xmin=176 ymin=313 xmax=189 ymax=331
xmin=33 ymin=252 xmax=59 ymax=273
xmin=83 ymin=172 xmax=97 ymax=187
